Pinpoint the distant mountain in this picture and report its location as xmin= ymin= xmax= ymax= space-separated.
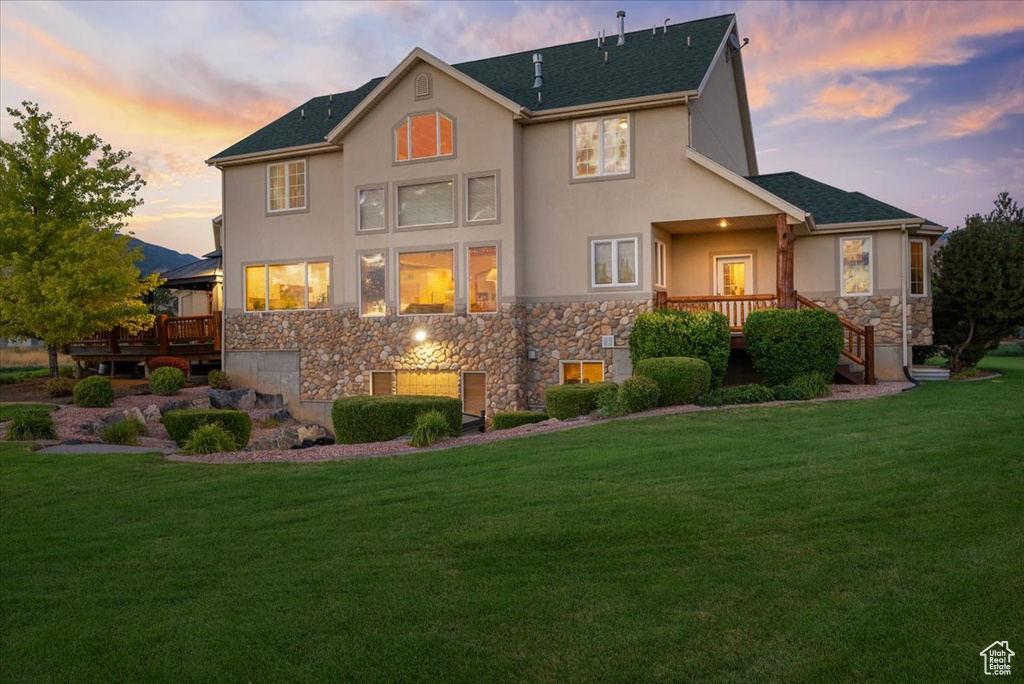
xmin=128 ymin=237 xmax=199 ymax=276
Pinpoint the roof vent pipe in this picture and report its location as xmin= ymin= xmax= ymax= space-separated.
xmin=686 ymin=35 xmax=693 ymax=50
xmin=664 ymin=18 xmax=670 ymax=34
xmin=616 ymin=10 xmax=626 ymax=46
xmin=532 ymin=53 xmax=543 ymax=88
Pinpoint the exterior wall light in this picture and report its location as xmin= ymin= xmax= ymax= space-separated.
xmin=527 ymin=348 xmax=539 ymax=361
xmin=413 ymin=329 xmax=428 ymax=343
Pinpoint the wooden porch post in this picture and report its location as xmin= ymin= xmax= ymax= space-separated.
xmin=654 ymin=291 xmax=668 ymax=310
xmin=213 ymin=311 xmax=223 ymax=352
xmin=157 ymin=315 xmax=169 ymax=355
xmin=108 ymin=326 xmax=120 ymax=355
xmin=864 ymin=325 xmax=876 ymax=385
xmin=776 ymin=213 xmax=796 ymax=309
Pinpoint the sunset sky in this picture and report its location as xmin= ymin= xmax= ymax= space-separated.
xmin=2 ymin=0 xmax=1022 ymax=257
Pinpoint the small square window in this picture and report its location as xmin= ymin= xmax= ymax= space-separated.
xmin=592 ymin=238 xmax=638 ymax=287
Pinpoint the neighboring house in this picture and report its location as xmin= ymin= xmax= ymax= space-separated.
xmin=206 ymin=12 xmax=943 ymax=426
xmin=157 ymin=216 xmax=225 ymax=316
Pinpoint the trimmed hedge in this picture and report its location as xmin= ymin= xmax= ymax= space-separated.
xmin=544 ymin=382 xmax=617 ymax=420
xmin=789 ymin=371 xmax=831 ymax=399
xmin=163 ymin=409 xmax=252 ymax=449
xmin=73 ymin=376 xmax=114 ymax=408
xmin=149 ymin=367 xmax=186 ymax=396
xmin=633 ymin=357 xmax=711 ymax=406
xmin=743 ymin=308 xmax=844 ymax=386
xmin=492 ymin=411 xmax=549 ymax=430
xmin=629 ymin=310 xmax=731 ymax=387
xmin=618 ymin=375 xmax=661 ymax=413
xmin=331 ymin=395 xmax=462 ymax=444
xmin=148 ymin=356 xmax=189 ymax=373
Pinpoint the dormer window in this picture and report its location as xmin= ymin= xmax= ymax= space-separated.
xmin=395 ymin=111 xmax=454 ymax=163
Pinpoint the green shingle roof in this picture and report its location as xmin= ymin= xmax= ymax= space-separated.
xmin=747 ymin=172 xmax=923 ymax=226
xmin=210 ymin=14 xmax=734 ymax=161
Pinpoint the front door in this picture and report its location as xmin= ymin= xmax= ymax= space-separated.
xmin=714 ymin=255 xmax=753 ymax=328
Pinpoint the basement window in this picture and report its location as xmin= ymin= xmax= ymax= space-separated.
xmin=560 ymin=361 xmax=604 ymax=384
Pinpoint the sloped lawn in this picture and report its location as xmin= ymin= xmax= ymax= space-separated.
xmin=1 ymin=358 xmax=1021 ymax=682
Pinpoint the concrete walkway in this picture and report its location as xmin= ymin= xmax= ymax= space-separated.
xmin=36 ymin=444 xmax=175 ymax=455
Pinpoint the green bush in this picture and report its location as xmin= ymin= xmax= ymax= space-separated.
xmin=789 ymin=371 xmax=831 ymax=399
xmin=492 ymin=411 xmax=549 ymax=430
xmin=207 ymin=369 xmax=231 ymax=390
xmin=58 ymin=366 xmax=76 ymax=378
xmin=697 ymin=384 xmax=776 ymax=407
xmin=6 ymin=410 xmax=57 ymax=440
xmin=331 ymin=395 xmax=462 ymax=444
xmin=100 ymin=417 xmax=148 ymax=446
xmin=630 ymin=310 xmax=731 ymax=387
xmin=409 ymin=410 xmax=451 ymax=448
xmin=73 ymin=376 xmax=114 ymax=407
xmin=633 ymin=357 xmax=711 ymax=406
xmin=743 ymin=308 xmax=843 ymax=386
xmin=618 ymin=375 xmax=661 ymax=413
xmin=544 ymin=382 xmax=617 ymax=420
xmin=182 ymin=423 xmax=237 ymax=455
xmin=163 ymin=409 xmax=251 ymax=448
xmin=594 ymin=385 xmax=628 ymax=418
xmin=149 ymin=366 xmax=186 ymax=396
xmin=769 ymin=384 xmax=812 ymax=402
xmin=44 ymin=377 xmax=76 ymax=397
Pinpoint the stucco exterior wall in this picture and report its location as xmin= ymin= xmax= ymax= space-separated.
xmin=669 ymin=228 xmax=775 ymax=295
xmin=690 ymin=50 xmax=750 ymax=175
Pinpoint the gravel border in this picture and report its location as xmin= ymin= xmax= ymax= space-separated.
xmin=167 ymin=381 xmax=914 ymax=465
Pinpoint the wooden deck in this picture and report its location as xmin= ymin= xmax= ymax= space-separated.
xmin=68 ymin=313 xmax=222 ymax=364
xmin=655 ymin=292 xmax=875 ymax=384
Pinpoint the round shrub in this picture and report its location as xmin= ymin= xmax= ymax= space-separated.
xmin=633 ymin=357 xmax=711 ymax=406
xmin=629 ymin=310 xmax=731 ymax=387
xmin=410 ymin=410 xmax=451 ymax=447
xmin=147 ymin=356 xmax=189 ymax=374
xmin=73 ymin=376 xmax=115 ymax=408
xmin=743 ymin=308 xmax=843 ymax=386
xmin=544 ymin=382 xmax=617 ymax=420
xmin=331 ymin=395 xmax=462 ymax=444
xmin=492 ymin=411 xmax=549 ymax=430
xmin=44 ymin=377 xmax=77 ymax=397
xmin=594 ymin=385 xmax=628 ymax=418
xmin=207 ymin=369 xmax=231 ymax=390
xmin=618 ymin=375 xmax=661 ymax=413
xmin=149 ymin=366 xmax=186 ymax=396
xmin=100 ymin=417 xmax=148 ymax=446
xmin=789 ymin=371 xmax=831 ymax=399
xmin=6 ymin=410 xmax=57 ymax=440
xmin=163 ymin=409 xmax=251 ymax=448
xmin=182 ymin=423 xmax=237 ymax=455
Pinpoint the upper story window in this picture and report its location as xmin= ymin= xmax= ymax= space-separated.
xmin=466 ymin=173 xmax=498 ymax=223
xmin=592 ymin=237 xmax=638 ymax=288
xmin=395 ymin=112 xmax=454 ymax=162
xmin=267 ymin=160 xmax=306 ymax=212
xmin=573 ymin=115 xmax=630 ymax=179
xmin=357 ymin=184 xmax=385 ymax=232
xmin=909 ymin=238 xmax=928 ymax=296
xmin=396 ymin=178 xmax=455 ymax=229
xmin=840 ymin=236 xmax=872 ymax=296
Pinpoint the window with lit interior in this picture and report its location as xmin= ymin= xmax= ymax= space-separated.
xmin=909 ymin=238 xmax=927 ymax=296
xmin=573 ymin=115 xmax=630 ymax=179
xmin=561 ymin=361 xmax=604 ymax=384
xmin=654 ymin=239 xmax=667 ymax=288
xmin=395 ymin=112 xmax=454 ymax=162
xmin=468 ymin=246 xmax=497 ymax=313
xmin=359 ymin=252 xmax=387 ymax=316
xmin=267 ymin=160 xmax=306 ymax=212
xmin=592 ymin=237 xmax=638 ymax=287
xmin=398 ymin=250 xmax=454 ymax=315
xmin=245 ymin=261 xmax=329 ymax=311
xmin=840 ymin=237 xmax=872 ymax=296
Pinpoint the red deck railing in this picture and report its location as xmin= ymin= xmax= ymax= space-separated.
xmin=68 ymin=312 xmax=221 ymax=357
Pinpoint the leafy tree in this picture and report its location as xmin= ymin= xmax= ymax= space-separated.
xmin=0 ymin=102 xmax=159 ymax=376
xmin=932 ymin=192 xmax=1024 ymax=373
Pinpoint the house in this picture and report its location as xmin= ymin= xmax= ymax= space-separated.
xmin=156 ymin=216 xmax=225 ymax=317
xmin=205 ymin=12 xmax=943 ymax=426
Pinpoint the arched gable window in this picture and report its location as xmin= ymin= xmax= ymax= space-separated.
xmin=394 ymin=111 xmax=454 ymax=162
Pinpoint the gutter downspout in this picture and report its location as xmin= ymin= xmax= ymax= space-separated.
xmin=900 ymin=224 xmax=919 ymax=390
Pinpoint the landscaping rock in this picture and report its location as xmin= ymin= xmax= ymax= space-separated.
xmin=208 ymin=388 xmax=255 ymax=410
xmin=189 ymin=398 xmax=210 ymax=410
xmin=122 ymin=407 xmax=146 ymax=424
xmin=159 ymin=399 xmax=191 ymax=415
xmin=255 ymin=392 xmax=284 ymax=408
xmin=142 ymin=404 xmax=162 ymax=423
xmin=247 ymin=427 xmax=300 ymax=451
xmin=269 ymin=407 xmax=292 ymax=422
xmin=296 ymin=423 xmax=328 ymax=443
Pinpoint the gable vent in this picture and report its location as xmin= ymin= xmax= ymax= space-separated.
xmin=415 ymin=73 xmax=431 ymax=100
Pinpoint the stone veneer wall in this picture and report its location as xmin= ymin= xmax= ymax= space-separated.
xmin=224 ymin=298 xmax=654 ymax=417
xmin=811 ymin=296 xmax=933 ymax=346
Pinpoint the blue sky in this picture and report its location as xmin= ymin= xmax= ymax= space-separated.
xmin=2 ymin=0 xmax=1022 ymax=256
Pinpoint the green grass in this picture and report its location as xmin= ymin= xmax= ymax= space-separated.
xmin=2 ymin=358 xmax=1022 ymax=682
xmin=0 ymin=403 xmax=58 ymax=422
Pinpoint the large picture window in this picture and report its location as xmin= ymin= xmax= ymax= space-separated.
xmin=395 ymin=112 xmax=454 ymax=162
xmin=359 ymin=252 xmax=387 ymax=317
xmin=840 ymin=236 xmax=872 ymax=296
xmin=466 ymin=173 xmax=497 ymax=223
xmin=468 ymin=245 xmax=497 ymax=314
xmin=573 ymin=115 xmax=630 ymax=179
xmin=357 ymin=185 xmax=385 ymax=232
xmin=592 ymin=237 xmax=638 ymax=287
xmin=398 ymin=250 xmax=454 ymax=315
xmin=396 ymin=179 xmax=455 ymax=229
xmin=244 ymin=261 xmax=330 ymax=312
xmin=560 ymin=361 xmax=604 ymax=385
xmin=267 ymin=160 xmax=306 ymax=212
xmin=909 ymin=238 xmax=927 ymax=296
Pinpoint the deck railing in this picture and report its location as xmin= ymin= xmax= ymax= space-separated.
xmin=663 ymin=294 xmax=778 ymax=332
xmin=68 ymin=312 xmax=222 ymax=356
